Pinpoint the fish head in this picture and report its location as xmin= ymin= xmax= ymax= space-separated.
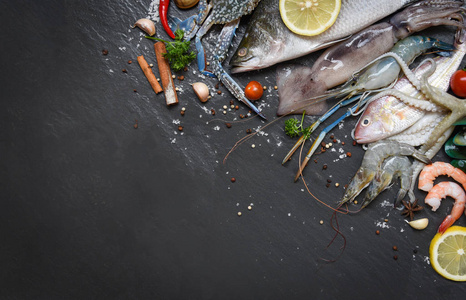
xmin=230 ymin=14 xmax=285 ymax=73
xmin=230 ymin=34 xmax=285 ymax=73
xmin=353 ymin=97 xmax=394 ymax=143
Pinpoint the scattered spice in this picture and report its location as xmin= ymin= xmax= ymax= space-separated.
xmin=133 ymin=89 xmax=137 ymax=93
xmin=177 ymin=75 xmax=184 ymax=80
xmin=326 ymin=183 xmax=330 ymax=188
xmin=223 ymin=110 xmax=227 ymax=115
xmin=122 ymin=69 xmax=127 ymax=73
xmin=180 ymin=110 xmax=185 ymax=116
xmin=401 ymin=199 xmax=423 ymax=221
xmin=230 ymin=100 xmax=234 ymax=105
xmin=327 ymin=179 xmax=332 ymax=183
xmin=319 ymin=220 xmax=324 ymax=225
xmin=237 ymin=212 xmax=242 ymax=216
xmin=128 ymin=60 xmax=132 ymax=64
xmin=248 ymin=205 xmax=252 ymax=211
xmin=246 ymin=128 xmax=252 ymax=134
xmin=223 ymin=105 xmax=228 ymax=110
xmin=235 ymin=105 xmax=239 ymax=110
xmin=225 ymin=123 xmax=232 ymax=128
xmin=353 ymin=141 xmax=357 ymax=146
xmin=183 ymin=66 xmax=188 ymax=72
xmin=347 ymin=152 xmax=352 ymax=157
xmin=178 ymin=125 xmax=183 ymax=131
xmin=393 ymin=255 xmax=398 ymax=260
xmin=102 ymin=49 xmax=109 ymax=55
xmin=231 ymin=177 xmax=236 ymax=183
xmin=329 ymin=135 xmax=334 ymax=139
xmin=211 ymin=109 xmax=216 ymax=115
xmin=342 ymin=142 xmax=345 ymax=145
xmin=217 ymin=90 xmax=222 ymax=95
xmin=133 ymin=119 xmax=138 ymax=129
xmin=274 ymin=86 xmax=278 ymax=90
xmin=322 ymin=164 xmax=327 ymax=170
xmin=376 ymin=230 xmax=380 ymax=235
xmin=251 ymin=144 xmax=256 ymax=148
xmin=393 ymin=246 xmax=398 ymax=251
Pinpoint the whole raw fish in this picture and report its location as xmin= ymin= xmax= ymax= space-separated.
xmin=354 ymin=30 xmax=466 ymax=144
xmin=230 ymin=0 xmax=418 ymax=73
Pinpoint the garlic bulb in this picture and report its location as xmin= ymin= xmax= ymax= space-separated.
xmin=132 ymin=18 xmax=156 ymax=36
xmin=408 ymin=218 xmax=429 ymax=230
xmin=174 ymin=0 xmax=200 ymax=9
xmin=192 ymin=82 xmax=210 ymax=103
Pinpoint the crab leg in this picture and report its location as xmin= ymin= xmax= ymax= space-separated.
xmin=282 ymin=95 xmax=363 ymax=164
xmin=294 ymin=101 xmax=365 ymax=182
xmin=195 ymin=18 xmax=266 ymax=118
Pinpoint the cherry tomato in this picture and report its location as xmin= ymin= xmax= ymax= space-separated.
xmin=450 ymin=69 xmax=466 ymax=98
xmin=244 ymin=81 xmax=263 ymax=101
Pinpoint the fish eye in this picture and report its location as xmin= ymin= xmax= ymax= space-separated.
xmin=237 ymin=48 xmax=247 ymax=57
xmin=361 ymin=118 xmax=370 ymax=126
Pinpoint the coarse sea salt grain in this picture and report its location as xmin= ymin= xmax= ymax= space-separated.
xmin=213 ymin=125 xmax=220 ymax=131
xmin=375 ymin=221 xmax=390 ymax=229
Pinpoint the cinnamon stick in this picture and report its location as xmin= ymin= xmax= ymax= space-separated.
xmin=137 ymin=55 xmax=163 ymax=94
xmin=154 ymin=41 xmax=179 ymax=106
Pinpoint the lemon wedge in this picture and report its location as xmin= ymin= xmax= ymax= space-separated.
xmin=429 ymin=226 xmax=466 ymax=281
xmin=279 ymin=0 xmax=341 ymax=36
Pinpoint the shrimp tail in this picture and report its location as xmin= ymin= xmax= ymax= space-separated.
xmin=412 ymin=152 xmax=431 ymax=165
xmin=438 ymin=215 xmax=455 ymax=234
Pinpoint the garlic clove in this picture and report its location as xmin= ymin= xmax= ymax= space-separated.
xmin=132 ymin=18 xmax=156 ymax=36
xmin=174 ymin=0 xmax=200 ymax=9
xmin=192 ymin=82 xmax=210 ymax=103
xmin=408 ymin=218 xmax=429 ymax=230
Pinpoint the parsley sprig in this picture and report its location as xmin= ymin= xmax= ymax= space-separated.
xmin=284 ymin=112 xmax=310 ymax=139
xmin=146 ymin=29 xmax=196 ymax=71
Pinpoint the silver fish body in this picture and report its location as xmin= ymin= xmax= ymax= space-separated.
xmin=230 ymin=0 xmax=418 ymax=73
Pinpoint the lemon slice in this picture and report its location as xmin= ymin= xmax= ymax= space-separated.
xmin=279 ymin=0 xmax=341 ymax=36
xmin=429 ymin=226 xmax=466 ymax=281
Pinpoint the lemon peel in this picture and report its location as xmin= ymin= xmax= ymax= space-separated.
xmin=429 ymin=226 xmax=466 ymax=281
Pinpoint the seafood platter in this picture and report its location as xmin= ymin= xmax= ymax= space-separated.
xmin=3 ymin=0 xmax=466 ymax=298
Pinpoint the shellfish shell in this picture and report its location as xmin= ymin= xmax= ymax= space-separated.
xmin=174 ymin=0 xmax=199 ymax=9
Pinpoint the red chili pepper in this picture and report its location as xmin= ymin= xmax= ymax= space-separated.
xmin=159 ymin=0 xmax=176 ymax=39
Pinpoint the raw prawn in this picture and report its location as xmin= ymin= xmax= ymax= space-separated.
xmin=363 ymin=156 xmax=411 ymax=208
xmin=418 ymin=161 xmax=466 ymax=191
xmin=290 ymin=36 xmax=454 ymax=114
xmin=339 ymin=140 xmax=430 ymax=205
xmin=424 ymin=181 xmax=466 ymax=233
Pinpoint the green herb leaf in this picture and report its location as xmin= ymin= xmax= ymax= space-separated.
xmin=284 ymin=112 xmax=310 ymax=139
xmin=145 ymin=29 xmax=196 ymax=71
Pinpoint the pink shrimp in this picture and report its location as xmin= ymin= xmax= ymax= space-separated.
xmin=424 ymin=181 xmax=466 ymax=234
xmin=418 ymin=162 xmax=466 ymax=192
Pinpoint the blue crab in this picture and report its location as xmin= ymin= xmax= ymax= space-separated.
xmin=176 ymin=0 xmax=266 ymax=119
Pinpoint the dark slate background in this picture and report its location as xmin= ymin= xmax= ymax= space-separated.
xmin=1 ymin=0 xmax=465 ymax=298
